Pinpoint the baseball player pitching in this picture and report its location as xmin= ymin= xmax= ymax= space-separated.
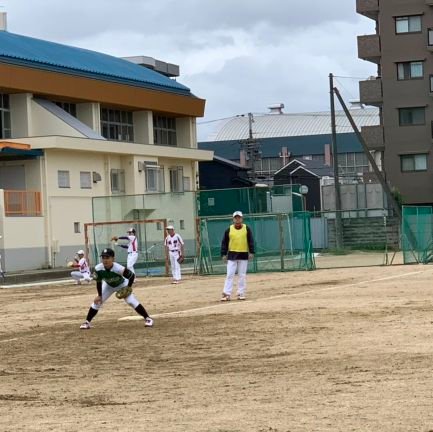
xmin=220 ymin=210 xmax=255 ymax=301
xmin=79 ymin=247 xmax=153 ymax=329
xmin=164 ymin=225 xmax=185 ymax=284
xmin=111 ymin=227 xmax=138 ymax=274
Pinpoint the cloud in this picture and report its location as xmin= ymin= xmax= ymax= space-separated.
xmin=2 ymin=0 xmax=377 ymax=140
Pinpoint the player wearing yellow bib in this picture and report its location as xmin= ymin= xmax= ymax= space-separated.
xmin=220 ymin=210 xmax=255 ymax=301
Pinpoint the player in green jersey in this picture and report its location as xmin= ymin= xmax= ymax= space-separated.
xmin=79 ymin=248 xmax=153 ymax=329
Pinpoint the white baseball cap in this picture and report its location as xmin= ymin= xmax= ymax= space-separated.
xmin=77 ymin=250 xmax=84 ymax=255
xmin=232 ymin=211 xmax=243 ymax=217
xmin=166 ymin=225 xmax=174 ymax=230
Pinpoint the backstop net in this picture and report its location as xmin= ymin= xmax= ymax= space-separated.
xmin=197 ymin=212 xmax=315 ymax=275
xmin=84 ymin=219 xmax=169 ymax=276
xmin=402 ymin=206 xmax=433 ymax=264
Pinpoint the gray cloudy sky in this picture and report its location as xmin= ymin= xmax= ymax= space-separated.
xmin=2 ymin=0 xmax=376 ymax=140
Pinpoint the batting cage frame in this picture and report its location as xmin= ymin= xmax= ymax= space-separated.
xmin=84 ymin=218 xmax=169 ymax=276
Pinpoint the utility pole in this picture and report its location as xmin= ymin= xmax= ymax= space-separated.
xmin=329 ymin=73 xmax=343 ymax=249
xmin=239 ymin=112 xmax=261 ymax=182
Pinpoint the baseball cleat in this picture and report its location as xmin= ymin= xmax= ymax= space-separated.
xmin=79 ymin=321 xmax=91 ymax=330
xmin=220 ymin=293 xmax=231 ymax=302
xmin=237 ymin=295 xmax=246 ymax=301
xmin=144 ymin=317 xmax=154 ymax=327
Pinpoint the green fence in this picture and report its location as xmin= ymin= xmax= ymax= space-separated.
xmin=197 ymin=185 xmax=304 ymax=217
xmin=402 ymin=206 xmax=433 ymax=264
xmin=197 ymin=212 xmax=315 ymax=275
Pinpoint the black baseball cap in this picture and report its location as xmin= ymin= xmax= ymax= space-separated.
xmin=100 ymin=248 xmax=115 ymax=257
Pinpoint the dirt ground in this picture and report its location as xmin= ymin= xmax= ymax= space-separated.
xmin=2 ymin=264 xmax=433 ymax=432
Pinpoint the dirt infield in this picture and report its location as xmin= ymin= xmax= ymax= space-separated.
xmin=2 ymin=265 xmax=433 ymax=431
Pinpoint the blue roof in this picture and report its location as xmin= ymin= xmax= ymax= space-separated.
xmin=0 ymin=31 xmax=192 ymax=96
xmin=199 ymin=133 xmax=363 ymax=159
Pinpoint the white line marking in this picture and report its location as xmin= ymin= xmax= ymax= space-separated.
xmin=0 ymin=279 xmax=72 ymax=289
xmin=119 ymin=268 xmax=430 ymax=321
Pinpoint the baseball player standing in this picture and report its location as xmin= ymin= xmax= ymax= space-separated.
xmin=111 ymin=227 xmax=138 ymax=274
xmin=79 ymin=247 xmax=153 ymax=329
xmin=164 ymin=225 xmax=184 ymax=284
xmin=220 ymin=211 xmax=255 ymax=301
xmin=69 ymin=250 xmax=92 ymax=284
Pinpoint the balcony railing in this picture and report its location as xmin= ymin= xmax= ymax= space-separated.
xmin=361 ymin=125 xmax=384 ymax=150
xmin=357 ymin=34 xmax=381 ymax=64
xmin=359 ymin=78 xmax=383 ymax=106
xmin=356 ymin=0 xmax=379 ymax=19
xmin=4 ymin=190 xmax=42 ymax=216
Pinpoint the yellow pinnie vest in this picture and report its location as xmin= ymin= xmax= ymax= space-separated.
xmin=229 ymin=224 xmax=248 ymax=252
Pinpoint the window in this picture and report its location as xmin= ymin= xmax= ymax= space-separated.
xmin=429 ymin=28 xmax=433 ymax=46
xmin=397 ymin=61 xmax=423 ymax=80
xmin=144 ymin=162 xmax=165 ymax=192
xmin=80 ymin=171 xmax=92 ymax=189
xmin=0 ymin=93 xmax=11 ymax=139
xmin=58 ymin=170 xmax=70 ymax=188
xmin=399 ymin=107 xmax=425 ymax=126
xmin=110 ymin=169 xmax=125 ymax=194
xmin=180 ymin=220 xmax=185 ymax=230
xmin=183 ymin=176 xmax=191 ymax=192
xmin=169 ymin=166 xmax=184 ymax=193
xmin=156 ymin=222 xmax=163 ymax=231
xmin=429 ymin=76 xmax=433 ymax=92
xmin=55 ymin=101 xmax=77 ymax=117
xmin=338 ymin=153 xmax=369 ymax=176
xmin=401 ymin=154 xmax=428 ymax=172
xmin=74 ymin=222 xmax=81 ymax=233
xmin=101 ymin=108 xmax=134 ymax=142
xmin=153 ymin=115 xmax=177 ymax=146
xmin=396 ymin=16 xmax=422 ymax=34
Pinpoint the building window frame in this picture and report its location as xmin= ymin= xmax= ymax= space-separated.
xmin=55 ymin=101 xmax=77 ymax=117
xmin=153 ymin=115 xmax=177 ymax=146
xmin=144 ymin=162 xmax=165 ymax=192
xmin=101 ymin=108 xmax=134 ymax=142
xmin=80 ymin=171 xmax=92 ymax=189
xmin=395 ymin=15 xmax=422 ymax=34
xmin=399 ymin=107 xmax=426 ymax=126
xmin=169 ymin=166 xmax=184 ymax=193
xmin=58 ymin=170 xmax=70 ymax=188
xmin=0 ymin=93 xmax=11 ymax=139
xmin=397 ymin=61 xmax=424 ymax=80
xmin=110 ymin=169 xmax=125 ymax=194
xmin=400 ymin=154 xmax=428 ymax=172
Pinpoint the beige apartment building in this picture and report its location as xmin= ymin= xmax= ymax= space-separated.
xmin=357 ymin=0 xmax=433 ymax=204
xmin=0 ymin=15 xmax=212 ymax=271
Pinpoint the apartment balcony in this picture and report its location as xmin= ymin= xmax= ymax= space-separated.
xmin=4 ymin=190 xmax=42 ymax=216
xmin=356 ymin=0 xmax=379 ymax=19
xmin=361 ymin=125 xmax=384 ymax=150
xmin=359 ymin=78 xmax=383 ymax=107
xmin=357 ymin=34 xmax=381 ymax=64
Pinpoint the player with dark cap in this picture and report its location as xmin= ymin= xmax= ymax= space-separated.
xmin=79 ymin=247 xmax=153 ymax=329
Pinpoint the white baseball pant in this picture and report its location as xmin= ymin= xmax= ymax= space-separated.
xmin=223 ymin=259 xmax=248 ymax=296
xmin=127 ymin=252 xmax=138 ymax=274
xmin=90 ymin=280 xmax=139 ymax=310
xmin=71 ymin=271 xmax=91 ymax=282
xmin=169 ymin=250 xmax=181 ymax=281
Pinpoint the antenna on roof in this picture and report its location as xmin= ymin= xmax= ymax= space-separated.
xmin=268 ymin=103 xmax=285 ymax=114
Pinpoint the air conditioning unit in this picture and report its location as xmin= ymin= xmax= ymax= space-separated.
xmin=92 ymin=172 xmax=102 ymax=183
xmin=138 ymin=162 xmax=145 ymax=172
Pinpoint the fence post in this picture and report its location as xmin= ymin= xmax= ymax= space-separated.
xmin=278 ymin=214 xmax=285 ymax=271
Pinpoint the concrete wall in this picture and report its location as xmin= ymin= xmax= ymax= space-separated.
xmin=327 ymin=216 xmax=400 ymax=250
xmin=9 ymin=93 xmax=32 ymax=138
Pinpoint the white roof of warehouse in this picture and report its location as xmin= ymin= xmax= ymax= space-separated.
xmin=207 ymin=108 xmax=379 ymax=141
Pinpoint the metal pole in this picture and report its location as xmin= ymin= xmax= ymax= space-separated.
xmin=332 ymin=87 xmax=402 ymax=221
xmin=329 ymin=73 xmax=343 ymax=249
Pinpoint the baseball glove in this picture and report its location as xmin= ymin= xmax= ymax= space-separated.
xmin=115 ymin=286 xmax=133 ymax=299
xmin=177 ymin=255 xmax=184 ymax=264
xmin=67 ymin=261 xmax=74 ymax=268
